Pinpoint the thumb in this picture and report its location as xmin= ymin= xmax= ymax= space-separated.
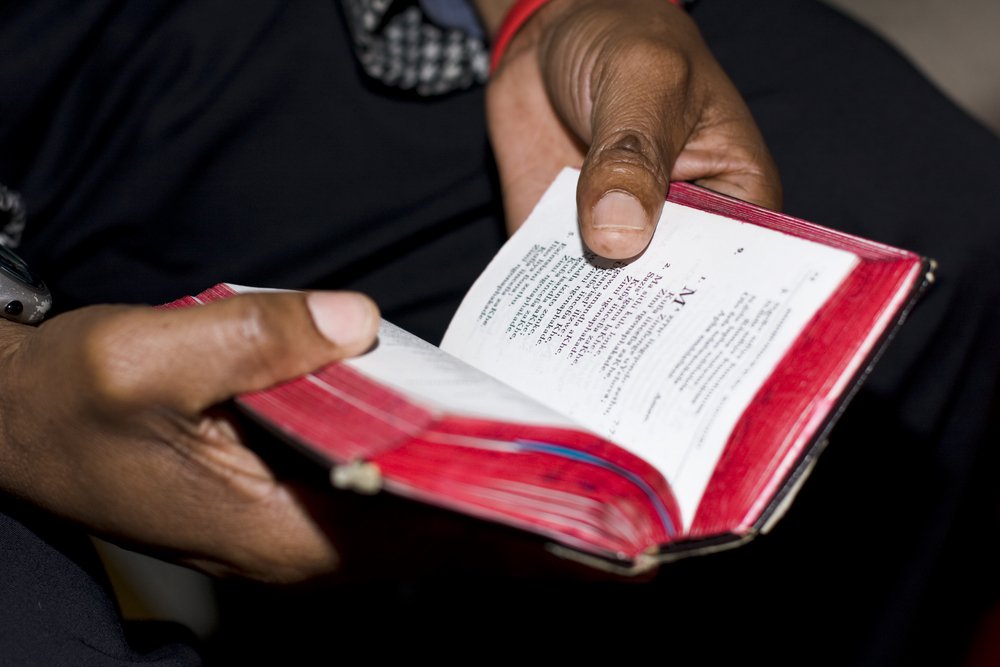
xmin=553 ymin=2 xmax=781 ymax=259
xmin=577 ymin=125 xmax=674 ymax=260
xmin=574 ymin=54 xmax=685 ymax=260
xmin=153 ymin=290 xmax=379 ymax=411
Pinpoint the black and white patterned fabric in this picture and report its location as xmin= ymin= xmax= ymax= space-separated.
xmin=339 ymin=0 xmax=489 ymax=95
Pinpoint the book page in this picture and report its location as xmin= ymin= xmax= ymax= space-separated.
xmin=345 ymin=319 xmax=579 ymax=430
xmin=225 ymin=285 xmax=579 ymax=430
xmin=440 ymin=168 xmax=858 ymax=526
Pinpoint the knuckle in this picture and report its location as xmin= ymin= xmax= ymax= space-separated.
xmin=599 ymin=132 xmax=662 ymax=175
xmin=222 ymin=299 xmax=289 ymax=378
xmin=600 ymin=33 xmax=692 ymax=96
xmin=632 ymin=37 xmax=691 ymax=86
xmin=77 ymin=310 xmax=153 ymax=410
xmin=588 ymin=128 xmax=669 ymax=198
xmin=590 ymin=53 xmax=694 ymax=186
xmin=228 ymin=300 xmax=274 ymax=350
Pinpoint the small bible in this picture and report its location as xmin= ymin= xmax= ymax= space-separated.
xmin=169 ymin=168 xmax=932 ymax=574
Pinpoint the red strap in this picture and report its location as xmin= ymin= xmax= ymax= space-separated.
xmin=490 ymin=0 xmax=684 ymax=72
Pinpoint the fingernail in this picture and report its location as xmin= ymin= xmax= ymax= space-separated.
xmin=307 ymin=292 xmax=376 ymax=347
xmin=592 ymin=191 xmax=648 ymax=231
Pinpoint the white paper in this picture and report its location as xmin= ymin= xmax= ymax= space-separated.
xmin=346 ymin=320 xmax=578 ymax=430
xmin=441 ymin=168 xmax=858 ymax=526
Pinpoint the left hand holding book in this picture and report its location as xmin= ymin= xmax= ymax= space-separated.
xmin=0 ymin=290 xmax=384 ymax=582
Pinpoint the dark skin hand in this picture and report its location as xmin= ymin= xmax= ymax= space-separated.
xmin=483 ymin=0 xmax=783 ymax=259
xmin=0 ymin=291 xmax=380 ymax=582
xmin=0 ymin=291 xmax=624 ymax=584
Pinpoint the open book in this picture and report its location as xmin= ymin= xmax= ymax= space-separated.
xmin=172 ymin=168 xmax=932 ymax=574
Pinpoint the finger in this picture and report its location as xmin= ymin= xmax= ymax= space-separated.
xmin=81 ymin=291 xmax=379 ymax=413
xmin=179 ymin=290 xmax=379 ymax=407
xmin=573 ymin=43 xmax=690 ymax=260
xmin=671 ymin=121 xmax=783 ymax=212
xmin=577 ymin=131 xmax=672 ymax=261
xmin=577 ymin=58 xmax=783 ymax=257
xmin=553 ymin=1 xmax=782 ymax=257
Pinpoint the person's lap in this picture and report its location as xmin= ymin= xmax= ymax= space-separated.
xmin=698 ymin=1 xmax=1000 ymax=662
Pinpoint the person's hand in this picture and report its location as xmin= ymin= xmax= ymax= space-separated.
xmin=0 ymin=290 xmax=650 ymax=585
xmin=0 ymin=290 xmax=379 ymax=582
xmin=485 ymin=0 xmax=782 ymax=259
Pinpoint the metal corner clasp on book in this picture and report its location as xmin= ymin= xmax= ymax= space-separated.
xmin=331 ymin=460 xmax=383 ymax=495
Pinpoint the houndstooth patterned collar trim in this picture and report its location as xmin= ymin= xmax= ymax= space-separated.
xmin=340 ymin=0 xmax=489 ymax=96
